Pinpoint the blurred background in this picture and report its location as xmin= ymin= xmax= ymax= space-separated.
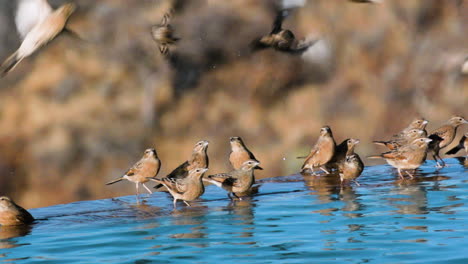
xmin=0 ymin=0 xmax=466 ymax=208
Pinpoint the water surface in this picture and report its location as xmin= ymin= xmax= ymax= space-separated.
xmin=1 ymin=158 xmax=468 ymax=263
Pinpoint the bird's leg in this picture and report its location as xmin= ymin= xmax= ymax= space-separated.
xmin=319 ymin=167 xmax=330 ymax=174
xmin=136 ymin=183 xmax=140 ymax=197
xmin=227 ymin=193 xmax=233 ymax=200
xmin=142 ymin=183 xmax=153 ymax=194
xmin=184 ymin=201 xmax=191 ymax=207
xmin=397 ymin=169 xmax=404 ymax=180
xmin=173 ymin=198 xmax=178 ymax=209
xmin=353 ymin=180 xmax=361 ymax=186
xmin=232 ymin=192 xmax=242 ymax=200
xmin=405 ymin=171 xmax=414 ymax=179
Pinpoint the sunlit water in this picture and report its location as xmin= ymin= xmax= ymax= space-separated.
xmin=1 ymin=158 xmax=468 ymax=263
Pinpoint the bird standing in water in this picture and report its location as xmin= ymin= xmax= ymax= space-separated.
xmin=204 ymin=160 xmax=259 ymax=200
xmin=338 ymin=139 xmax=364 ymax=186
xmin=300 ymin=126 xmax=336 ymax=175
xmin=106 ymin=148 xmax=161 ymax=197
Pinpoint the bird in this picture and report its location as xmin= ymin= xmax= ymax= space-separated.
xmin=373 ymin=129 xmax=426 ymax=150
xmin=151 ymin=168 xmax=208 ymax=208
xmin=338 ymin=139 xmax=364 ymax=186
xmin=229 ymin=136 xmax=263 ymax=170
xmin=251 ymin=9 xmax=316 ymax=54
xmin=368 ymin=138 xmax=432 ymax=179
xmin=204 ymin=160 xmax=259 ymax=200
xmin=428 ymin=116 xmax=468 ymax=167
xmin=300 ymin=126 xmax=336 ymax=175
xmin=392 ymin=118 xmax=428 ymax=139
xmin=15 ymin=0 xmax=53 ymax=39
xmin=0 ymin=2 xmax=76 ymax=76
xmin=445 ymin=132 xmax=468 ymax=157
xmin=0 ymin=196 xmax=35 ymax=226
xmin=153 ymin=140 xmax=209 ymax=189
xmin=151 ymin=10 xmax=179 ymax=57
xmin=349 ymin=0 xmax=383 ymax=3
xmin=106 ymin=148 xmax=161 ymax=197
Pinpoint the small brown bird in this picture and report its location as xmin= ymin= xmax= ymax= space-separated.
xmin=1 ymin=3 xmax=76 ymax=76
xmin=204 ymin=160 xmax=259 ymax=200
xmin=152 ymin=168 xmax=208 ymax=208
xmin=106 ymin=148 xmax=161 ymax=197
xmin=154 ymin=140 xmax=209 ymax=189
xmin=445 ymin=132 xmax=468 ymax=157
xmin=0 ymin=196 xmax=35 ymax=226
xmin=429 ymin=116 xmax=468 ymax=167
xmin=229 ymin=136 xmax=263 ymax=170
xmin=392 ymin=118 xmax=428 ymax=139
xmin=374 ymin=129 xmax=426 ymax=150
xmin=251 ymin=9 xmax=315 ymax=54
xmin=369 ymin=138 xmax=432 ymax=179
xmin=300 ymin=126 xmax=336 ymax=174
xmin=338 ymin=139 xmax=364 ymax=186
xmin=151 ymin=10 xmax=179 ymax=57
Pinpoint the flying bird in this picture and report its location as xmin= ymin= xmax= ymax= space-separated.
xmin=151 ymin=10 xmax=179 ymax=57
xmin=1 ymin=2 xmax=76 ymax=77
xmin=251 ymin=9 xmax=316 ymax=54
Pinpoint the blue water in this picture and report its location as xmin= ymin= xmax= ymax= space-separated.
xmin=1 ymin=158 xmax=468 ymax=263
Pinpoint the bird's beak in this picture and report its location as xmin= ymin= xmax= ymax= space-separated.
xmin=354 ymin=139 xmax=360 ymax=144
xmin=422 ymin=120 xmax=428 ymax=125
xmin=424 ymin=138 xmax=432 ymax=143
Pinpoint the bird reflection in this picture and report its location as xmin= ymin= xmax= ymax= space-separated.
xmin=226 ymin=197 xmax=256 ymax=241
xmin=0 ymin=225 xmax=32 ymax=249
xmin=303 ymin=173 xmax=341 ymax=203
xmin=389 ymin=185 xmax=428 ymax=215
xmin=339 ymin=186 xmax=364 ymax=218
xmin=169 ymin=206 xmax=208 ymax=243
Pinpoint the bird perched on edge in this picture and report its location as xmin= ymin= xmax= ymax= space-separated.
xmin=151 ymin=168 xmax=208 ymax=208
xmin=445 ymin=132 xmax=468 ymax=158
xmin=392 ymin=118 xmax=428 ymax=139
xmin=299 ymin=126 xmax=336 ymax=175
xmin=106 ymin=148 xmax=161 ymax=197
xmin=338 ymin=138 xmax=364 ymax=186
xmin=204 ymin=160 xmax=260 ymax=200
xmin=374 ymin=129 xmax=426 ymax=150
xmin=151 ymin=10 xmax=179 ymax=57
xmin=229 ymin=136 xmax=263 ymax=170
xmin=1 ymin=2 xmax=76 ymax=77
xmin=428 ymin=116 xmax=468 ymax=167
xmin=0 ymin=196 xmax=35 ymax=226
xmin=251 ymin=9 xmax=316 ymax=54
xmin=153 ymin=140 xmax=209 ymax=189
xmin=368 ymin=138 xmax=432 ymax=179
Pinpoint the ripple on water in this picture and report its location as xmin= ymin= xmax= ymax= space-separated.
xmin=1 ymin=158 xmax=468 ymax=263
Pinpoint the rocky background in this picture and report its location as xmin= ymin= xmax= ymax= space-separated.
xmin=0 ymin=0 xmax=466 ymax=208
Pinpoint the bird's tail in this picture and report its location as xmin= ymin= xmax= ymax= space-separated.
xmin=105 ymin=177 xmax=123 ymax=185
xmin=372 ymin=141 xmax=388 ymax=146
xmin=445 ymin=146 xmax=462 ymax=155
xmin=203 ymin=177 xmax=222 ymax=188
xmin=1 ymin=51 xmax=22 ymax=77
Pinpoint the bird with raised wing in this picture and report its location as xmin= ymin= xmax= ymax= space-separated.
xmin=204 ymin=160 xmax=259 ymax=200
xmin=151 ymin=10 xmax=179 ymax=57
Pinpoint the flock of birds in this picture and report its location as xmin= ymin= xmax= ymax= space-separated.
xmin=0 ymin=1 xmax=467 ymax=226
xmin=1 ymin=115 xmax=467 ymax=226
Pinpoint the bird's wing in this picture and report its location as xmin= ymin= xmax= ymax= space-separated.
xmin=166 ymin=161 xmax=189 ymax=179
xmin=381 ymin=151 xmax=407 ymax=160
